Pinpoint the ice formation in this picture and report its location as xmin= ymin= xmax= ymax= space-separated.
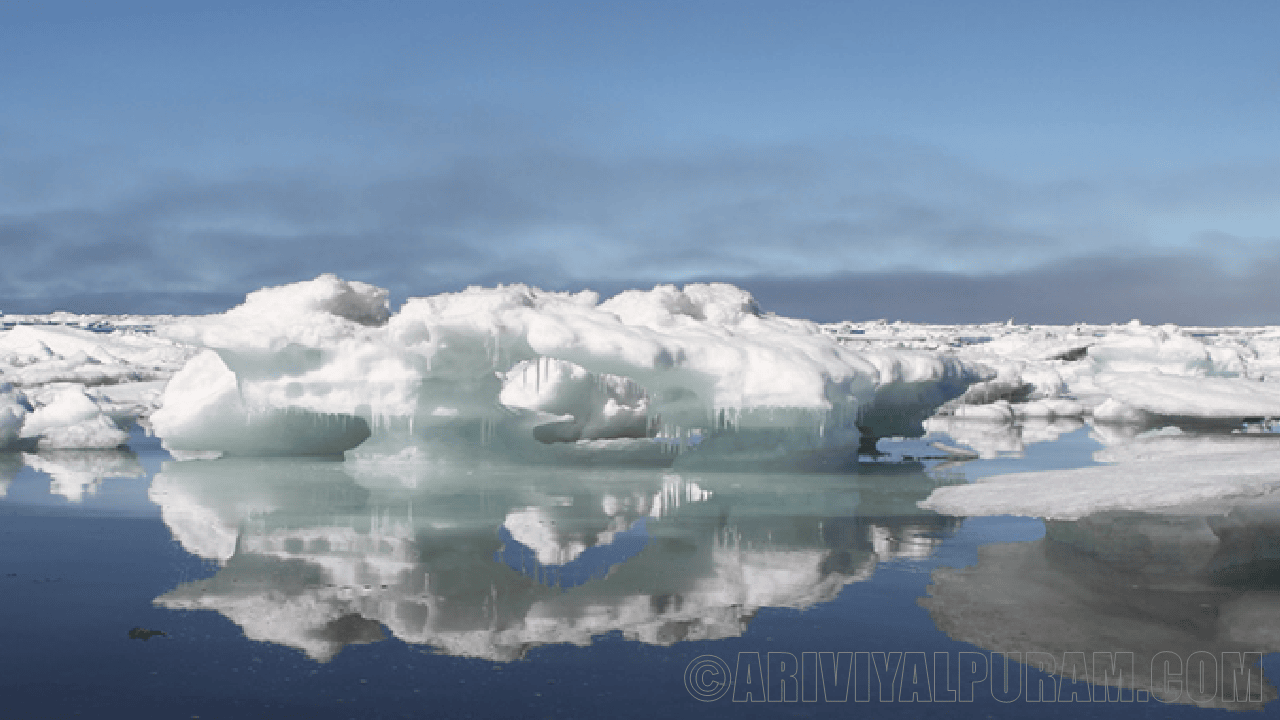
xmin=921 ymin=433 xmax=1280 ymax=519
xmin=8 ymin=278 xmax=1280 ymax=476
xmin=0 ymin=318 xmax=194 ymax=452
xmin=148 ymin=275 xmax=988 ymax=462
xmin=844 ymin=320 xmax=1280 ymax=427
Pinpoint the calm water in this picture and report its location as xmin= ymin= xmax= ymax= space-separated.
xmin=2 ymin=427 xmax=1277 ymax=718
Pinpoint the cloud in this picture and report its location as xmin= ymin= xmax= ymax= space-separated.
xmin=733 ymin=252 xmax=1280 ymax=325
xmin=2 ymin=139 xmax=1279 ymax=323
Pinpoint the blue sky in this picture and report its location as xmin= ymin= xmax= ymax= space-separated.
xmin=3 ymin=0 xmax=1279 ymax=323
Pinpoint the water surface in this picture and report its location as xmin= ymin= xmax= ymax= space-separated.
xmin=2 ymin=427 xmax=1276 ymax=718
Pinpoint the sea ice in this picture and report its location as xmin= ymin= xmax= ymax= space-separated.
xmin=10 ymin=284 xmax=1280 ymax=464
xmin=920 ymin=433 xmax=1280 ymax=519
xmin=149 ymin=276 xmax=989 ymax=463
xmin=19 ymin=385 xmax=129 ymax=450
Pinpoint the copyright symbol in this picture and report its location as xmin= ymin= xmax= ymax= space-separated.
xmin=684 ymin=654 xmax=732 ymax=701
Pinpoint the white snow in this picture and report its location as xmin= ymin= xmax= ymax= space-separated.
xmin=0 ymin=316 xmax=196 ymax=450
xmin=19 ymin=385 xmax=128 ymax=450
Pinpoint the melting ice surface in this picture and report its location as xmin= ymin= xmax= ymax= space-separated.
xmin=7 ymin=278 xmax=1280 ymax=716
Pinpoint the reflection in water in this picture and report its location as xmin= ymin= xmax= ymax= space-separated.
xmin=24 ymin=449 xmax=144 ymax=501
xmin=921 ymin=497 xmax=1280 ymax=709
xmin=150 ymin=459 xmax=958 ymax=662
xmin=0 ymin=452 xmax=19 ymax=497
xmin=923 ymin=416 xmax=1085 ymax=459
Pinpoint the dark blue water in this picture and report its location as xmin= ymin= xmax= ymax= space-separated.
xmin=1 ymin=427 xmax=1275 ymax=718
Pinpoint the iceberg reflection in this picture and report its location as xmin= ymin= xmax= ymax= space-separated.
xmin=25 ymin=448 xmax=144 ymax=502
xmin=921 ymin=499 xmax=1280 ymax=709
xmin=151 ymin=458 xmax=957 ymax=662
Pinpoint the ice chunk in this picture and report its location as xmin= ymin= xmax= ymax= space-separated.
xmin=152 ymin=277 xmax=988 ymax=462
xmin=1012 ymin=397 xmax=1085 ymax=419
xmin=149 ymin=350 xmax=370 ymax=457
xmin=19 ymin=385 xmax=128 ymax=449
xmin=0 ymin=383 xmax=31 ymax=449
xmin=1086 ymin=323 xmax=1241 ymax=376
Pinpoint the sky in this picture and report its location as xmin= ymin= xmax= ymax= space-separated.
xmin=3 ymin=0 xmax=1279 ymax=324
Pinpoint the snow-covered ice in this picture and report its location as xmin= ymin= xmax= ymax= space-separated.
xmin=7 ymin=276 xmax=1280 ymax=496
xmin=148 ymin=276 xmax=988 ymax=463
xmin=921 ymin=432 xmax=1280 ymax=519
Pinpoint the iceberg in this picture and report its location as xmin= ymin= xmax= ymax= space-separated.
xmin=149 ymin=276 xmax=989 ymax=463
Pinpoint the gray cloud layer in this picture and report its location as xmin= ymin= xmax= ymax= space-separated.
xmin=3 ymin=141 xmax=1278 ymax=324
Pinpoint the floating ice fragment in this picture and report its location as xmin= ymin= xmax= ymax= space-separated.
xmin=150 ymin=276 xmax=988 ymax=463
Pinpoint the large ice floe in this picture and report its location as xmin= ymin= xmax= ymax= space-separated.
xmin=921 ymin=431 xmax=1280 ymax=520
xmin=147 ymin=275 xmax=987 ymax=464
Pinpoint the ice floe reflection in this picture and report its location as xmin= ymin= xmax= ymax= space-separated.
xmin=921 ymin=498 xmax=1280 ymax=710
xmin=149 ymin=458 xmax=959 ymax=662
xmin=0 ymin=446 xmax=146 ymax=502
